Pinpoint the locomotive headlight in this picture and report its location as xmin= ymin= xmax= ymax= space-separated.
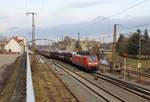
xmin=88 ymin=62 xmax=91 ymax=65
xmin=95 ymin=62 xmax=98 ymax=65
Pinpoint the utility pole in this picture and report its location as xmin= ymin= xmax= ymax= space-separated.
xmin=78 ymin=32 xmax=80 ymax=45
xmin=62 ymin=35 xmax=63 ymax=41
xmin=139 ymin=34 xmax=142 ymax=58
xmin=26 ymin=12 xmax=37 ymax=62
xmin=123 ymin=55 xmax=127 ymax=80
xmin=112 ymin=24 xmax=117 ymax=71
xmin=137 ymin=34 xmax=142 ymax=82
xmin=99 ymin=37 xmax=104 ymax=58
xmin=76 ymin=33 xmax=80 ymax=51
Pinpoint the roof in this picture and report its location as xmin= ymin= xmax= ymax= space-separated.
xmin=0 ymin=36 xmax=25 ymax=49
xmin=4 ymin=37 xmax=25 ymax=46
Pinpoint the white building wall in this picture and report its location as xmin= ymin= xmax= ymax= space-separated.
xmin=4 ymin=39 xmax=21 ymax=53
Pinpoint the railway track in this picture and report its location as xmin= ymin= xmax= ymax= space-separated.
xmin=125 ymin=69 xmax=150 ymax=78
xmin=10 ymin=54 xmax=26 ymax=102
xmin=55 ymin=60 xmax=150 ymax=102
xmin=39 ymin=51 xmax=150 ymax=102
xmin=54 ymin=61 xmax=126 ymax=102
xmin=94 ymin=72 xmax=150 ymax=101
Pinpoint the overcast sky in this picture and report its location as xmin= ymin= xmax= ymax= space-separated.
xmin=0 ymin=0 xmax=150 ymax=39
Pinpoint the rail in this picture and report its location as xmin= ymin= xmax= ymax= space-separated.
xmin=26 ymin=50 xmax=35 ymax=102
xmin=121 ymin=68 xmax=150 ymax=78
xmin=55 ymin=61 xmax=125 ymax=102
xmin=56 ymin=60 xmax=150 ymax=101
xmin=95 ymin=72 xmax=150 ymax=101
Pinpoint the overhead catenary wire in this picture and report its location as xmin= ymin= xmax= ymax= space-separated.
xmin=96 ymin=22 xmax=150 ymax=40
xmin=100 ymin=21 xmax=150 ymax=41
xmin=96 ymin=21 xmax=150 ymax=42
xmin=96 ymin=0 xmax=149 ymax=39
xmin=118 ymin=22 xmax=150 ymax=36
xmin=107 ymin=0 xmax=148 ymax=19
xmin=24 ymin=0 xmax=149 ymax=42
xmin=120 ymin=23 xmax=150 ymax=31
xmin=98 ymin=22 xmax=150 ymax=42
xmin=93 ymin=0 xmax=149 ymax=26
xmin=69 ymin=0 xmax=149 ymax=36
xmin=90 ymin=0 xmax=149 ymax=43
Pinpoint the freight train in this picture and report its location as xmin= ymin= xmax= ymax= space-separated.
xmin=39 ymin=49 xmax=99 ymax=71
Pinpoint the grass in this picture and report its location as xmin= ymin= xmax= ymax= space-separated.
xmin=126 ymin=58 xmax=150 ymax=69
xmin=105 ymin=53 xmax=150 ymax=70
xmin=32 ymin=56 xmax=78 ymax=102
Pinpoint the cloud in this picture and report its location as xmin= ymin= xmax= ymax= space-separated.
xmin=5 ymin=27 xmax=21 ymax=32
xmin=6 ymin=27 xmax=20 ymax=31
xmin=2 ymin=16 xmax=150 ymax=42
xmin=68 ymin=0 xmax=110 ymax=8
xmin=0 ymin=16 xmax=8 ymax=20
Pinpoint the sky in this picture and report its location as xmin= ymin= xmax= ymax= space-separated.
xmin=0 ymin=0 xmax=150 ymax=40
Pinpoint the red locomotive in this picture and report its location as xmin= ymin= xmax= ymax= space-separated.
xmin=39 ymin=49 xmax=99 ymax=71
xmin=71 ymin=54 xmax=99 ymax=71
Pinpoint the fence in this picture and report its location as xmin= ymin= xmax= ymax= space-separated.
xmin=26 ymin=50 xmax=35 ymax=102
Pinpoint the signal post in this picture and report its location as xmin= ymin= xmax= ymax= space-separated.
xmin=123 ymin=53 xmax=127 ymax=80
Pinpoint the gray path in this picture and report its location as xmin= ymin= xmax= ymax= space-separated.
xmin=0 ymin=54 xmax=19 ymax=68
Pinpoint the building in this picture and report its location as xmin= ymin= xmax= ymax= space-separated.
xmin=0 ymin=42 xmax=5 ymax=52
xmin=0 ymin=36 xmax=26 ymax=54
xmin=0 ymin=37 xmax=7 ymax=52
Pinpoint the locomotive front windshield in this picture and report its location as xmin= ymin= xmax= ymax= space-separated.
xmin=88 ymin=56 xmax=97 ymax=62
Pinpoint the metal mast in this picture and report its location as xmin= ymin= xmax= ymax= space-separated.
xmin=26 ymin=12 xmax=37 ymax=61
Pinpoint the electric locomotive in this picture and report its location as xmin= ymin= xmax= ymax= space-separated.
xmin=71 ymin=54 xmax=99 ymax=71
